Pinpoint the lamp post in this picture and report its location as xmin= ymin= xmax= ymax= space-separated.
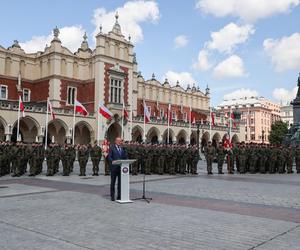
xmin=262 ymin=130 xmax=265 ymax=143
xmin=196 ymin=122 xmax=200 ymax=151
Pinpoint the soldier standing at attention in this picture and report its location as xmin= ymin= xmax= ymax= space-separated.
xmin=191 ymin=145 xmax=199 ymax=175
xmin=46 ymin=143 xmax=55 ymax=176
xmin=238 ymin=143 xmax=247 ymax=174
xmin=90 ymin=141 xmax=102 ymax=176
xmin=179 ymin=145 xmax=188 ymax=174
xmin=204 ymin=141 xmax=215 ymax=175
xmin=78 ymin=144 xmax=89 ymax=176
xmin=216 ymin=142 xmax=225 ymax=174
xmin=61 ymin=144 xmax=71 ymax=176
xmin=157 ymin=144 xmax=165 ymax=175
xmin=29 ymin=142 xmax=38 ymax=176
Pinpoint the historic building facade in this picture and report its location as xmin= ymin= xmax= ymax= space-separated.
xmin=217 ymin=97 xmax=281 ymax=143
xmin=0 ymin=15 xmax=244 ymax=145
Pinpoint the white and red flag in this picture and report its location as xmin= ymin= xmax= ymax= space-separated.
xmin=19 ymin=95 xmax=25 ymax=117
xmin=99 ymin=102 xmax=113 ymax=120
xmin=123 ymin=102 xmax=129 ymax=120
xmin=74 ymin=100 xmax=88 ymax=116
xmin=211 ymin=112 xmax=215 ymax=126
xmin=143 ymin=100 xmax=151 ymax=123
xmin=48 ymin=99 xmax=56 ymax=120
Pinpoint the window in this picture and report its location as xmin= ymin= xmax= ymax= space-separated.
xmin=109 ymin=78 xmax=123 ymax=104
xmin=147 ymin=106 xmax=151 ymax=116
xmin=159 ymin=109 xmax=164 ymax=118
xmin=22 ymin=88 xmax=31 ymax=102
xmin=0 ymin=85 xmax=8 ymax=100
xmin=183 ymin=112 xmax=187 ymax=122
xmin=172 ymin=111 xmax=176 ymax=120
xmin=251 ymin=134 xmax=255 ymax=140
xmin=67 ymin=86 xmax=76 ymax=105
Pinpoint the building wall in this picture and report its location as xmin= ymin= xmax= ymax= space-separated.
xmin=0 ymin=20 xmax=244 ymax=144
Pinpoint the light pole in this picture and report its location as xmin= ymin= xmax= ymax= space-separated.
xmin=262 ymin=130 xmax=265 ymax=143
xmin=196 ymin=122 xmax=200 ymax=151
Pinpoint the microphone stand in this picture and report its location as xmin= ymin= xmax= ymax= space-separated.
xmin=132 ymin=163 xmax=152 ymax=203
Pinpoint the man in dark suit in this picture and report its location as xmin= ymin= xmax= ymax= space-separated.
xmin=108 ymin=137 xmax=128 ymax=201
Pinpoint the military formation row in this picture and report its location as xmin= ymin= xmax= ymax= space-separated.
xmin=0 ymin=141 xmax=202 ymax=177
xmin=0 ymin=142 xmax=104 ymax=177
xmin=204 ymin=142 xmax=300 ymax=174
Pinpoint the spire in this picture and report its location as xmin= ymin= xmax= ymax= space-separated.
xmin=151 ymin=73 xmax=156 ymax=80
xmin=112 ymin=11 xmax=122 ymax=35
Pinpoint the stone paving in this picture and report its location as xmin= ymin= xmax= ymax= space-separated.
xmin=0 ymin=160 xmax=300 ymax=250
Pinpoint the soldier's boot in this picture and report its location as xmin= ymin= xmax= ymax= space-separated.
xmin=94 ymin=161 xmax=99 ymax=176
xmin=287 ymin=164 xmax=293 ymax=173
xmin=218 ymin=164 xmax=224 ymax=174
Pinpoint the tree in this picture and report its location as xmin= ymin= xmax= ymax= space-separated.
xmin=268 ymin=120 xmax=288 ymax=145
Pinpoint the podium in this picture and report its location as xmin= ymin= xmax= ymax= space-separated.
xmin=112 ymin=159 xmax=136 ymax=204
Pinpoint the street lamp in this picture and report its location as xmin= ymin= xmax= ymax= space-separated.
xmin=196 ymin=122 xmax=200 ymax=151
xmin=262 ymin=130 xmax=265 ymax=143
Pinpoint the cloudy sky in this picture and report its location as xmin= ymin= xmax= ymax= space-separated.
xmin=1 ymin=0 xmax=300 ymax=106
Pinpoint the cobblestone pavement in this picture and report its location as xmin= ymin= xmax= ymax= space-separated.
xmin=0 ymin=160 xmax=299 ymax=250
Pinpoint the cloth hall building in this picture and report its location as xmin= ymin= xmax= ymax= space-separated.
xmin=0 ymin=16 xmax=244 ymax=146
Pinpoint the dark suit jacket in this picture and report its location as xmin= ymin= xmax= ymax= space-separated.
xmin=108 ymin=144 xmax=128 ymax=171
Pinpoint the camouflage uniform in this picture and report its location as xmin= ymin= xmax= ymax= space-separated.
xmin=90 ymin=143 xmax=102 ymax=176
xmin=204 ymin=143 xmax=215 ymax=174
xmin=78 ymin=145 xmax=89 ymax=176
xmin=216 ymin=143 xmax=225 ymax=174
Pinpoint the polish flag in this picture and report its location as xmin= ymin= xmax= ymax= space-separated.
xmin=74 ymin=100 xmax=88 ymax=116
xmin=99 ymin=102 xmax=113 ymax=120
xmin=123 ymin=102 xmax=129 ymax=120
xmin=19 ymin=96 xmax=25 ymax=117
xmin=48 ymin=99 xmax=56 ymax=120
xmin=143 ymin=100 xmax=151 ymax=123
xmin=211 ymin=112 xmax=215 ymax=126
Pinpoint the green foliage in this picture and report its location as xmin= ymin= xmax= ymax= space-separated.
xmin=268 ymin=120 xmax=288 ymax=145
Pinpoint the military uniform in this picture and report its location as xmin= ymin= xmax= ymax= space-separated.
xmin=78 ymin=145 xmax=89 ymax=176
xmin=238 ymin=145 xmax=247 ymax=174
xmin=295 ymin=146 xmax=300 ymax=173
xmin=90 ymin=143 xmax=102 ymax=176
xmin=191 ymin=146 xmax=199 ymax=175
xmin=29 ymin=143 xmax=39 ymax=176
xmin=204 ymin=143 xmax=215 ymax=174
xmin=216 ymin=144 xmax=225 ymax=174
xmin=46 ymin=145 xmax=55 ymax=176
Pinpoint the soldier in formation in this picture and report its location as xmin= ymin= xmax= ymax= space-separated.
xmin=123 ymin=142 xmax=201 ymax=175
xmin=206 ymin=141 xmax=300 ymax=174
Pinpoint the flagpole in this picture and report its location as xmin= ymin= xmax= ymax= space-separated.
xmin=17 ymin=96 xmax=21 ymax=142
xmin=209 ymin=107 xmax=212 ymax=141
xmin=72 ymin=103 xmax=76 ymax=145
xmin=122 ymin=96 xmax=125 ymax=139
xmin=189 ymin=106 xmax=191 ymax=144
xmin=167 ymin=103 xmax=170 ymax=144
xmin=229 ymin=107 xmax=232 ymax=140
xmin=45 ymin=98 xmax=49 ymax=150
xmin=143 ymin=100 xmax=146 ymax=142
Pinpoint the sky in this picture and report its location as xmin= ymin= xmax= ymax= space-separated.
xmin=1 ymin=0 xmax=300 ymax=106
